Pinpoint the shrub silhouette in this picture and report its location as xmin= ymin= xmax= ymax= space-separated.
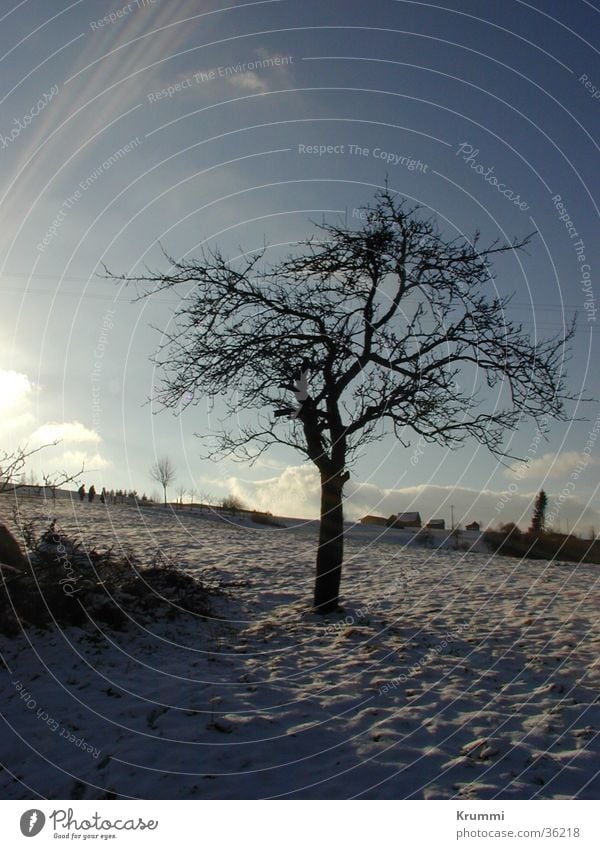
xmin=0 ymin=520 xmax=221 ymax=636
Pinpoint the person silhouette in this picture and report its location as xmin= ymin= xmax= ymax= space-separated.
xmin=78 ymin=484 xmax=86 ymax=502
xmin=88 ymin=485 xmax=96 ymax=503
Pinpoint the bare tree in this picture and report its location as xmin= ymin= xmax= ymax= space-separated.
xmin=0 ymin=441 xmax=84 ymax=496
xmin=176 ymin=484 xmax=187 ymax=509
xmin=198 ymin=490 xmax=212 ymax=512
xmin=149 ymin=456 xmax=176 ymax=506
xmin=112 ymin=189 xmax=575 ymax=612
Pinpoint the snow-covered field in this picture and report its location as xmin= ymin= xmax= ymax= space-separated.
xmin=1 ymin=496 xmax=599 ymax=799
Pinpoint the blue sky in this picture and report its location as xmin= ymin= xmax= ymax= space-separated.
xmin=1 ymin=0 xmax=598 ymax=531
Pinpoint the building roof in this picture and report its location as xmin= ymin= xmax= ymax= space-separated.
xmin=396 ymin=512 xmax=421 ymax=522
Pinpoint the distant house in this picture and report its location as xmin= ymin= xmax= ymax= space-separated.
xmin=466 ymin=521 xmax=481 ymax=532
xmin=360 ymin=515 xmax=388 ymax=527
xmin=426 ymin=519 xmax=445 ymax=530
xmin=387 ymin=511 xmax=422 ymax=528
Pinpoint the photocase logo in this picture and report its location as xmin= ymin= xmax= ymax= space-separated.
xmin=20 ymin=810 xmax=46 ymax=837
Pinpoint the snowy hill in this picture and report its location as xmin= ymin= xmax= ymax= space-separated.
xmin=1 ymin=497 xmax=598 ymax=799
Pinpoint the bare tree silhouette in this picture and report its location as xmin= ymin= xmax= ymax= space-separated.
xmin=150 ymin=456 xmax=176 ymax=506
xmin=0 ymin=441 xmax=83 ymax=497
xmin=110 ymin=189 xmax=575 ymax=612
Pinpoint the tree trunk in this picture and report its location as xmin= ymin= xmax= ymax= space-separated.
xmin=313 ymin=473 xmax=346 ymax=613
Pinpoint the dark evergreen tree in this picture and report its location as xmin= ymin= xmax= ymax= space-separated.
xmin=529 ymin=490 xmax=548 ymax=535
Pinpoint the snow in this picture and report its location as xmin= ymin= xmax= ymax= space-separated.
xmin=1 ymin=496 xmax=599 ymax=799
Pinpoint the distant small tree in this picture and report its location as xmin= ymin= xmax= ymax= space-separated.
xmin=529 ymin=490 xmax=548 ymax=535
xmin=42 ymin=473 xmax=58 ymax=505
xmin=176 ymin=484 xmax=186 ymax=509
xmin=198 ymin=490 xmax=212 ymax=512
xmin=150 ymin=456 xmax=176 ymax=506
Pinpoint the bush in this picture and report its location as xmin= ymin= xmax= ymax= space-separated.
xmin=0 ymin=520 xmax=221 ymax=636
xmin=499 ymin=522 xmax=522 ymax=538
xmin=221 ymin=494 xmax=245 ymax=515
xmin=250 ymin=510 xmax=285 ymax=528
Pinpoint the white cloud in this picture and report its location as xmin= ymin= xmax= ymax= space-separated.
xmin=222 ymin=49 xmax=295 ymax=93
xmin=0 ymin=368 xmax=35 ymax=436
xmin=16 ymin=444 xmax=111 ymax=484
xmin=31 ymin=421 xmax=101 ymax=446
xmin=0 ymin=368 xmax=33 ymax=412
xmin=222 ymin=465 xmax=600 ymax=534
xmin=0 ymin=365 xmax=109 ymax=480
xmin=227 ymin=72 xmax=269 ymax=93
xmin=345 ymin=481 xmax=526 ymax=528
xmin=225 ymin=465 xmax=320 ymax=518
xmin=59 ymin=450 xmax=111 ymax=471
xmin=506 ymin=451 xmax=597 ymax=480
